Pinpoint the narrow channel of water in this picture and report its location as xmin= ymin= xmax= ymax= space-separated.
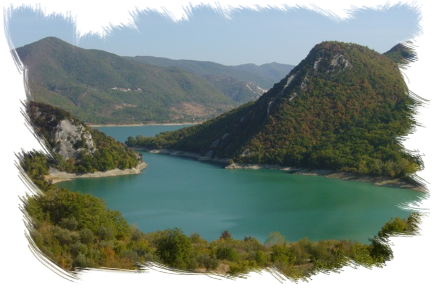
xmin=57 ymin=125 xmax=425 ymax=243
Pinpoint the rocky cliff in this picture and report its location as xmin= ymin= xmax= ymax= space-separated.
xmin=26 ymin=101 xmax=144 ymax=175
xmin=27 ymin=101 xmax=96 ymax=159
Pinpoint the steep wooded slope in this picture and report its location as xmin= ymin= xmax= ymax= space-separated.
xmin=16 ymin=37 xmax=236 ymax=124
xmin=128 ymin=41 xmax=422 ymax=179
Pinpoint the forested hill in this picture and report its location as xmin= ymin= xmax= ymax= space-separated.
xmin=128 ymin=56 xmax=293 ymax=89
xmin=127 ymin=56 xmax=294 ymax=103
xmin=128 ymin=41 xmax=423 ymax=179
xmin=383 ymin=42 xmax=417 ymax=65
xmin=15 ymin=37 xmax=236 ymax=124
xmin=25 ymin=101 xmax=142 ymax=176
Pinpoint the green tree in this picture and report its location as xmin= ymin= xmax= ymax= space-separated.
xmin=155 ymin=228 xmax=192 ymax=269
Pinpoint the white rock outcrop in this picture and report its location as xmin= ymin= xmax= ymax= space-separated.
xmin=52 ymin=119 xmax=96 ymax=159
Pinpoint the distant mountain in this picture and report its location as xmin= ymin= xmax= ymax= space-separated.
xmin=127 ymin=56 xmax=294 ymax=102
xmin=386 ymin=41 xmax=433 ymax=66
xmin=16 ymin=37 xmax=236 ymax=124
xmin=128 ymin=41 xmax=422 ymax=180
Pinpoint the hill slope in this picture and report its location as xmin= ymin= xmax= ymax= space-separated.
xmin=25 ymin=101 xmax=144 ymax=175
xmin=16 ymin=37 xmax=236 ymax=124
xmin=128 ymin=41 xmax=422 ymax=179
xmin=127 ymin=56 xmax=294 ymax=103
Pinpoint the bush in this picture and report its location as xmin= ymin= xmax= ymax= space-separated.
xmin=155 ymin=228 xmax=192 ymax=269
xmin=23 ymin=217 xmax=42 ymax=229
xmin=79 ymin=228 xmax=94 ymax=244
xmin=72 ymin=254 xmax=98 ymax=274
xmin=52 ymin=226 xmax=75 ymax=246
xmin=97 ymin=226 xmax=115 ymax=241
xmin=270 ymin=244 xmax=294 ymax=265
xmin=216 ymin=246 xmax=239 ymax=262
xmin=196 ymin=254 xmax=219 ymax=270
xmin=29 ymin=230 xmax=44 ymax=247
xmin=254 ymin=250 xmax=267 ymax=266
xmin=71 ymin=242 xmax=88 ymax=257
xmin=59 ymin=217 xmax=78 ymax=230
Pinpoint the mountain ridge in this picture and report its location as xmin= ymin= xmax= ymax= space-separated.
xmin=16 ymin=37 xmax=236 ymax=124
xmin=127 ymin=55 xmax=294 ymax=103
xmin=127 ymin=41 xmax=423 ymax=183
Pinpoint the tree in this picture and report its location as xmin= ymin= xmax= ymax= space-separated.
xmin=220 ymin=230 xmax=232 ymax=240
xmin=155 ymin=228 xmax=192 ymax=269
xmin=265 ymin=231 xmax=286 ymax=247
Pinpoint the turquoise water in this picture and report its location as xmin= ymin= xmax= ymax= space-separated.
xmin=58 ymin=125 xmax=425 ymax=244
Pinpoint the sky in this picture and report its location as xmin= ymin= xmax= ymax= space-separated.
xmin=5 ymin=3 xmax=421 ymax=65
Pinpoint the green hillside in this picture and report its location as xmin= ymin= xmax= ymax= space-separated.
xmin=0 ymin=73 xmax=79 ymax=114
xmin=128 ymin=41 xmax=422 ymax=179
xmin=127 ymin=56 xmax=294 ymax=88
xmin=25 ymin=101 xmax=142 ymax=175
xmin=16 ymin=37 xmax=236 ymax=124
xmin=127 ymin=56 xmax=294 ymax=102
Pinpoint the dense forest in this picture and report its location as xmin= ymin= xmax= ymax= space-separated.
xmin=127 ymin=41 xmax=423 ymax=180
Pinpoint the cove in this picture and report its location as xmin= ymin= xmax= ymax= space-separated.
xmin=57 ymin=125 xmax=425 ymax=244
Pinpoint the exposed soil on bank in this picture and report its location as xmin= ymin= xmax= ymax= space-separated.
xmin=46 ymin=162 xmax=147 ymax=184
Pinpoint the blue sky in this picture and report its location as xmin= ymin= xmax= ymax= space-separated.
xmin=6 ymin=3 xmax=421 ymax=65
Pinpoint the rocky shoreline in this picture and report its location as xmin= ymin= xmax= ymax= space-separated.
xmin=46 ymin=161 xmax=147 ymax=184
xmin=141 ymin=148 xmax=426 ymax=192
xmin=225 ymin=163 xmax=427 ymax=193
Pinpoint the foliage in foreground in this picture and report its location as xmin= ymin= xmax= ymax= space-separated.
xmin=20 ymin=151 xmax=420 ymax=280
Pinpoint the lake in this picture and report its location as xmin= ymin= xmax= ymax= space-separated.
xmin=58 ymin=125 xmax=425 ymax=244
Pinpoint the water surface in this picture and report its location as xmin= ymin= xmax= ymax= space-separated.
xmin=58 ymin=125 xmax=424 ymax=243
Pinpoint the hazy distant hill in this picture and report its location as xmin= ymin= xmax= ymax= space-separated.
xmin=16 ymin=37 xmax=237 ymax=124
xmin=127 ymin=56 xmax=294 ymax=103
xmin=129 ymin=41 xmax=422 ymax=179
xmin=386 ymin=41 xmax=433 ymax=66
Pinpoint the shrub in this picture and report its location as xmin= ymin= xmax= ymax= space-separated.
xmin=216 ymin=246 xmax=239 ymax=262
xmin=79 ymin=228 xmax=94 ymax=244
xmin=97 ymin=226 xmax=115 ymax=241
xmin=72 ymin=254 xmax=98 ymax=274
xmin=23 ymin=217 xmax=42 ymax=229
xmin=52 ymin=226 xmax=74 ymax=246
xmin=254 ymin=250 xmax=267 ymax=266
xmin=155 ymin=228 xmax=192 ymax=269
xmin=59 ymin=217 xmax=78 ymax=230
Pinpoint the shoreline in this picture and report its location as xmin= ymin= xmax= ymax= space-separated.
xmin=46 ymin=161 xmax=147 ymax=184
xmin=141 ymin=148 xmax=231 ymax=163
xmin=226 ymin=164 xmax=427 ymax=193
xmin=88 ymin=122 xmax=200 ymax=128
xmin=141 ymin=148 xmax=427 ymax=193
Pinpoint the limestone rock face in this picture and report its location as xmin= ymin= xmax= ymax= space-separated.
xmin=0 ymin=108 xmax=96 ymax=160
xmin=52 ymin=119 xmax=96 ymax=160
